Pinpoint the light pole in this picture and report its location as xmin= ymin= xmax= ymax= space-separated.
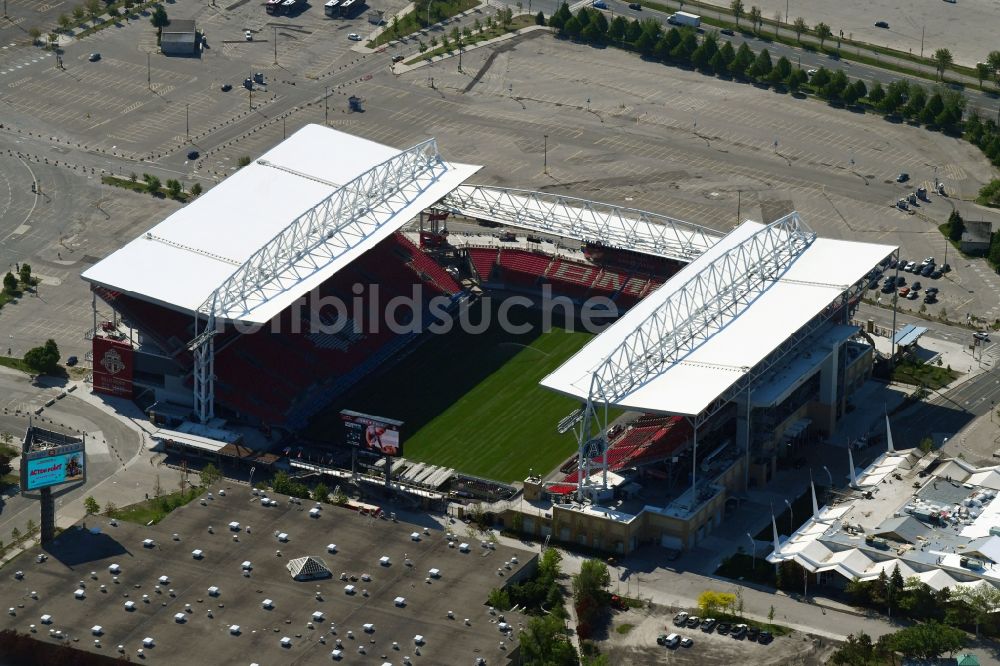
xmin=249 ymin=466 xmax=256 ymax=492
xmin=147 ymin=52 xmax=151 ymax=89
xmin=747 ymin=532 xmax=756 ymax=569
xmin=283 ymin=117 xmax=286 ymax=139
xmin=458 ymin=38 xmax=462 ymax=72
xmin=274 ymin=26 xmax=278 ymax=65
xmin=324 ymin=86 xmax=329 ymax=124
xmin=783 ymin=498 xmax=794 ymax=534
xmin=543 ymin=134 xmax=548 ymax=174
xmin=185 ymin=103 xmax=189 ymax=141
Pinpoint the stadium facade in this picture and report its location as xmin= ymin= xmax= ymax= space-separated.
xmin=81 ymin=125 xmax=897 ymax=552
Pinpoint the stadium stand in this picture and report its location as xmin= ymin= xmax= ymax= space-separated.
xmin=468 ymin=247 xmax=499 ymax=282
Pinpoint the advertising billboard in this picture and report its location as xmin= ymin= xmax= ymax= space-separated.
xmin=92 ymin=336 xmax=134 ymax=399
xmin=341 ymin=410 xmax=404 ymax=457
xmin=22 ymin=443 xmax=86 ymax=491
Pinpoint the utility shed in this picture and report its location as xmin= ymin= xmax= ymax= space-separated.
xmin=161 ymin=19 xmax=197 ymax=56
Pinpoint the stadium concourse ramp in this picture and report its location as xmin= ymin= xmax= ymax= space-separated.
xmin=441 ymin=185 xmax=723 ymax=264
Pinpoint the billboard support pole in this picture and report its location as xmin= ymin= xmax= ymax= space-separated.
xmin=385 ymin=455 xmax=391 ymax=489
xmin=351 ymin=446 xmax=357 ymax=481
xmin=40 ymin=486 xmax=55 ymax=545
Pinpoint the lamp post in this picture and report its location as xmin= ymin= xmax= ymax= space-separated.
xmin=325 ymin=86 xmax=329 ymax=124
xmin=747 ymin=532 xmax=756 ymax=569
xmin=274 ymin=26 xmax=278 ymax=65
xmin=147 ymin=52 xmax=151 ymax=89
xmin=783 ymin=498 xmax=794 ymax=534
xmin=543 ymin=134 xmax=548 ymax=174
xmin=185 ymin=103 xmax=189 ymax=141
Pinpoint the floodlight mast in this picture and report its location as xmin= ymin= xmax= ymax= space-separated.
xmin=572 ymin=213 xmax=816 ymax=502
xmin=189 ymin=138 xmax=448 ymax=423
xmin=442 ymin=185 xmax=721 ymax=263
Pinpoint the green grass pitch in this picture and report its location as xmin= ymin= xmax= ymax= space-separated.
xmin=309 ymin=306 xmax=593 ymax=484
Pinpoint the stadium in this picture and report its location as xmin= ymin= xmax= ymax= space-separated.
xmin=82 ymin=124 xmax=896 ymax=552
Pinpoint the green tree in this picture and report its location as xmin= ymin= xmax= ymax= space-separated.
xmin=72 ymin=5 xmax=86 ymax=21
xmin=867 ymin=81 xmax=885 ymax=105
xmin=29 ymin=27 xmax=42 ymax=45
xmin=563 ymin=16 xmax=581 ymax=39
xmin=2 ymin=272 xmax=17 ymax=295
xmin=237 ymin=156 xmax=251 ymax=169
xmin=519 ymin=614 xmax=577 ymax=665
xmin=810 ymin=66 xmax=831 ymax=89
xmin=548 ymin=1 xmax=571 ymax=30
xmin=85 ymin=0 xmax=101 ymax=22
xmin=535 ymin=11 xmax=545 ymax=25
xmin=84 ymin=496 xmax=101 ymax=517
xmin=58 ymin=13 xmax=74 ymax=32
xmin=730 ymin=0 xmax=744 ymax=26
xmin=748 ymin=5 xmax=762 ymax=33
xmin=823 ymin=70 xmax=849 ymax=100
xmin=769 ymin=55 xmax=791 ymax=85
xmin=165 ymin=178 xmax=182 ymax=198
xmin=976 ymin=62 xmax=990 ymax=88
xmin=880 ymin=79 xmax=909 ymax=116
xmin=729 ymin=42 xmax=754 ymax=78
xmin=748 ymin=48 xmax=772 ymax=80
xmin=312 ymin=482 xmax=330 ymax=502
xmin=933 ymin=48 xmax=953 ymax=81
xmin=793 ymin=17 xmax=806 ymax=42
xmin=11 ymin=527 xmax=21 ymax=545
xmin=150 ymin=4 xmax=169 ymax=37
xmin=953 ymin=583 xmax=1000 ymax=636
xmin=145 ymin=174 xmax=161 ymax=194
xmin=199 ymin=462 xmax=221 ymax=487
xmin=815 ymin=21 xmax=831 ymax=48
xmin=624 ymin=18 xmax=642 ymax=42
xmin=24 ymin=339 xmax=60 ymax=374
xmin=104 ymin=501 xmax=118 ymax=518
xmin=190 ymin=182 xmax=203 ymax=197
xmin=19 ymin=264 xmax=31 ymax=286
xmin=921 ymin=92 xmax=945 ymax=125
xmin=692 ymin=34 xmax=718 ymax=72
xmin=903 ymin=85 xmax=927 ymax=119
xmin=607 ymin=15 xmax=626 ymax=42
xmin=786 ymin=67 xmax=808 ymax=92
xmin=886 ymin=622 xmax=964 ymax=660
xmin=988 ymin=51 xmax=1000 ymax=88
xmin=830 ymin=632 xmax=881 ymax=666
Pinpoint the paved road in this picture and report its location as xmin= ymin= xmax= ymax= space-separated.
xmin=600 ymin=0 xmax=1000 ymax=123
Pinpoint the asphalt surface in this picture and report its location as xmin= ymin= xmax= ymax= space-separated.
xmin=600 ymin=0 xmax=1000 ymax=122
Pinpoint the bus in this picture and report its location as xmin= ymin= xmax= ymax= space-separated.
xmin=324 ymin=0 xmax=340 ymax=15
xmin=339 ymin=0 xmax=358 ymax=16
xmin=265 ymin=0 xmax=283 ymax=14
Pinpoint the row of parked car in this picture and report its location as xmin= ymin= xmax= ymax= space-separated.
xmin=669 ymin=612 xmax=774 ymax=644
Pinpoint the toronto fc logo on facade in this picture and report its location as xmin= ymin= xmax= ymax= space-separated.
xmin=100 ymin=348 xmax=125 ymax=375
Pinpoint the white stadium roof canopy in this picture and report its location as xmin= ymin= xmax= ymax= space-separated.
xmin=540 ymin=220 xmax=895 ymax=417
xmin=82 ymin=124 xmax=480 ymax=323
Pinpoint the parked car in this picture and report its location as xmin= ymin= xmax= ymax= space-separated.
xmin=926 ymin=287 xmax=939 ymax=295
xmin=747 ymin=626 xmax=760 ymax=641
xmin=904 ymin=261 xmax=917 ymax=272
xmin=974 ymin=332 xmax=991 ymax=342
xmin=628 ymin=2 xmax=642 ymax=9
xmin=686 ymin=616 xmax=700 ymax=628
xmin=759 ymin=630 xmax=774 ymax=644
xmin=88 ymin=52 xmax=101 ymax=62
xmin=875 ymin=20 xmax=889 ymax=28
xmin=896 ymin=172 xmax=909 ymax=182
xmin=348 ymin=32 xmax=362 ymax=41
xmin=907 ymin=290 xmax=919 ymax=300
xmin=923 ymin=293 xmax=938 ymax=304
xmin=592 ymin=0 xmax=608 ymax=8
xmin=916 ymin=186 xmax=928 ymax=200
xmin=187 ymin=150 xmax=200 ymax=160
xmin=673 ymin=612 xmax=689 ymax=626
xmin=721 ymin=28 xmax=735 ymax=36
xmin=391 ymin=54 xmax=405 ymax=63
xmin=931 ymin=270 xmax=942 ymax=279
xmin=807 ymin=68 xmax=818 ymax=77
xmin=716 ymin=622 xmax=731 ymax=634
xmin=656 ymin=633 xmax=670 ymax=645
xmin=896 ymin=199 xmax=908 ymax=210
xmin=221 ymin=83 xmax=232 ymax=91
xmin=921 ymin=265 xmax=935 ymax=277
xmin=66 ymin=355 xmax=79 ymax=366
xmin=701 ymin=618 xmax=716 ymax=632
xmin=663 ymin=633 xmax=680 ymax=647
xmin=898 ymin=287 xmax=910 ymax=297
xmin=896 ymin=276 xmax=906 ymax=286
xmin=245 ymin=30 xmax=253 ymax=41
xmin=888 ymin=258 xmax=898 ymax=269
xmin=680 ymin=636 xmax=694 ymax=648
xmin=911 ymin=281 xmax=922 ymax=291
xmin=731 ymin=624 xmax=748 ymax=639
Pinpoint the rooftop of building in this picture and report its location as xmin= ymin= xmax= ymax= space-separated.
xmin=0 ymin=486 xmax=529 ymax=665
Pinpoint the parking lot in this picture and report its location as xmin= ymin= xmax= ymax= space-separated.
xmin=601 ymin=603 xmax=834 ymax=665
xmin=2 ymin=14 xmax=1000 ymax=363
